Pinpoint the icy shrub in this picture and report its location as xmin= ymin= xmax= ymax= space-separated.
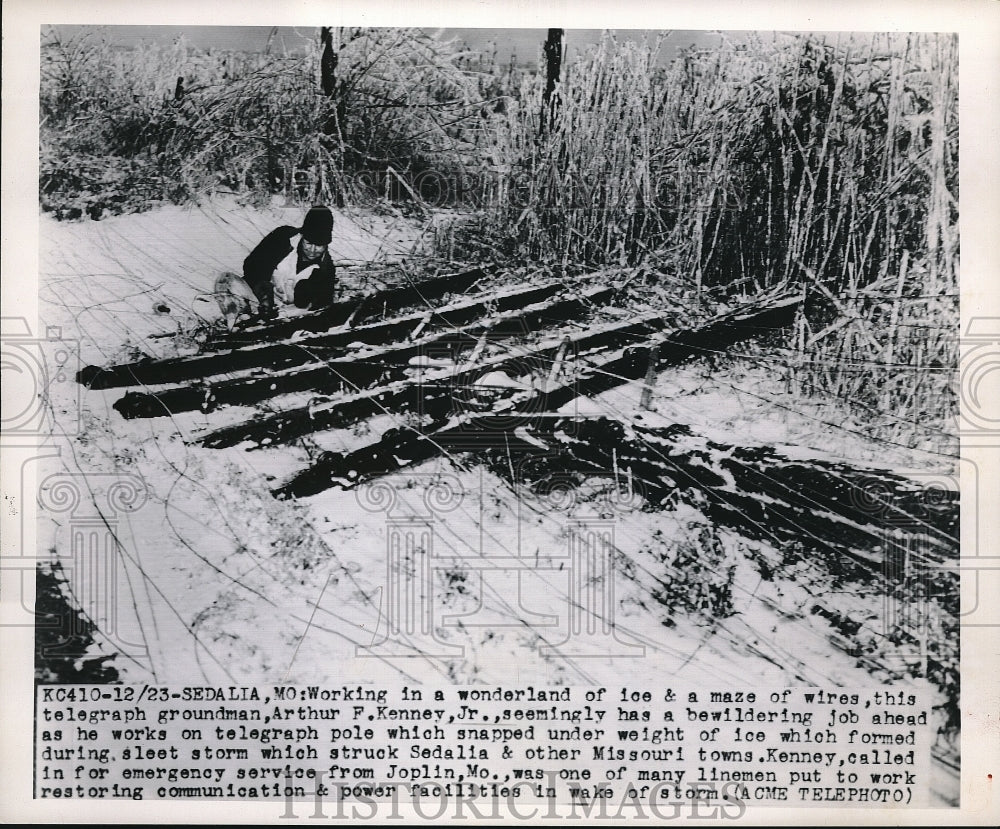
xmin=650 ymin=523 xmax=738 ymax=621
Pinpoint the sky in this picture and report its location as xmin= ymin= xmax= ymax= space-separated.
xmin=45 ymin=25 xmax=724 ymax=66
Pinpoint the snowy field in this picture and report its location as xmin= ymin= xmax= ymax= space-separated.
xmin=36 ymin=201 xmax=959 ymax=800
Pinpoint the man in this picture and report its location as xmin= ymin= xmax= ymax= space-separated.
xmin=242 ymin=205 xmax=337 ymax=321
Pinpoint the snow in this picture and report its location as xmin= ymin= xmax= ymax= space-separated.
xmin=39 ymin=198 xmax=423 ymax=367
xmin=36 ymin=202 xmax=957 ymax=764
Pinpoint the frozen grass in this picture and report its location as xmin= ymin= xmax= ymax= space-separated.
xmin=40 ymin=27 xmax=481 ymax=215
xmin=454 ymin=31 xmax=958 ymax=450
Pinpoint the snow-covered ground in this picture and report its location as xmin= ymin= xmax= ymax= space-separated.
xmin=35 ymin=201 xmax=958 ymax=800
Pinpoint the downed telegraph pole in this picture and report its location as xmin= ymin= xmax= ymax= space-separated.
xmin=205 ymin=265 xmax=490 ymax=346
xmin=77 ymin=278 xmax=564 ymax=390
xmin=271 ymin=294 xmax=802 ymax=492
xmin=112 ymin=285 xmax=616 ymax=418
xmin=486 ymin=417 xmax=957 ymax=572
xmin=198 ymin=305 xmax=671 ymax=448
xmin=277 ymin=412 xmax=957 ymax=580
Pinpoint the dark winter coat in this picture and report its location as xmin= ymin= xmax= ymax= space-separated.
xmin=242 ymin=226 xmax=336 ymax=314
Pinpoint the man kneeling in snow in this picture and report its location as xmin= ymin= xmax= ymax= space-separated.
xmin=243 ymin=205 xmax=337 ymax=321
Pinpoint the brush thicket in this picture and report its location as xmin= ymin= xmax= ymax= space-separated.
xmin=463 ymin=32 xmax=958 ymax=449
xmin=40 ymin=27 xmax=480 ymax=212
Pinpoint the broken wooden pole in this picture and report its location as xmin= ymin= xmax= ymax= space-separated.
xmin=269 ymin=294 xmax=802 ymax=495
xmin=111 ymin=285 xmax=617 ymax=419
xmin=487 ymin=417 xmax=958 ymax=576
xmin=78 ymin=280 xmax=565 ymax=391
xmin=198 ymin=306 xmax=672 ymax=449
xmin=276 ymin=414 xmax=957 ymax=590
xmin=206 ymin=265 xmax=489 ymax=347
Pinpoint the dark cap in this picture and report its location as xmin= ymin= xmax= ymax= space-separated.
xmin=301 ymin=205 xmax=334 ymax=245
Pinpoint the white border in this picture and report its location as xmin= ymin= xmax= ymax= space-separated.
xmin=3 ymin=0 xmax=998 ymax=824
